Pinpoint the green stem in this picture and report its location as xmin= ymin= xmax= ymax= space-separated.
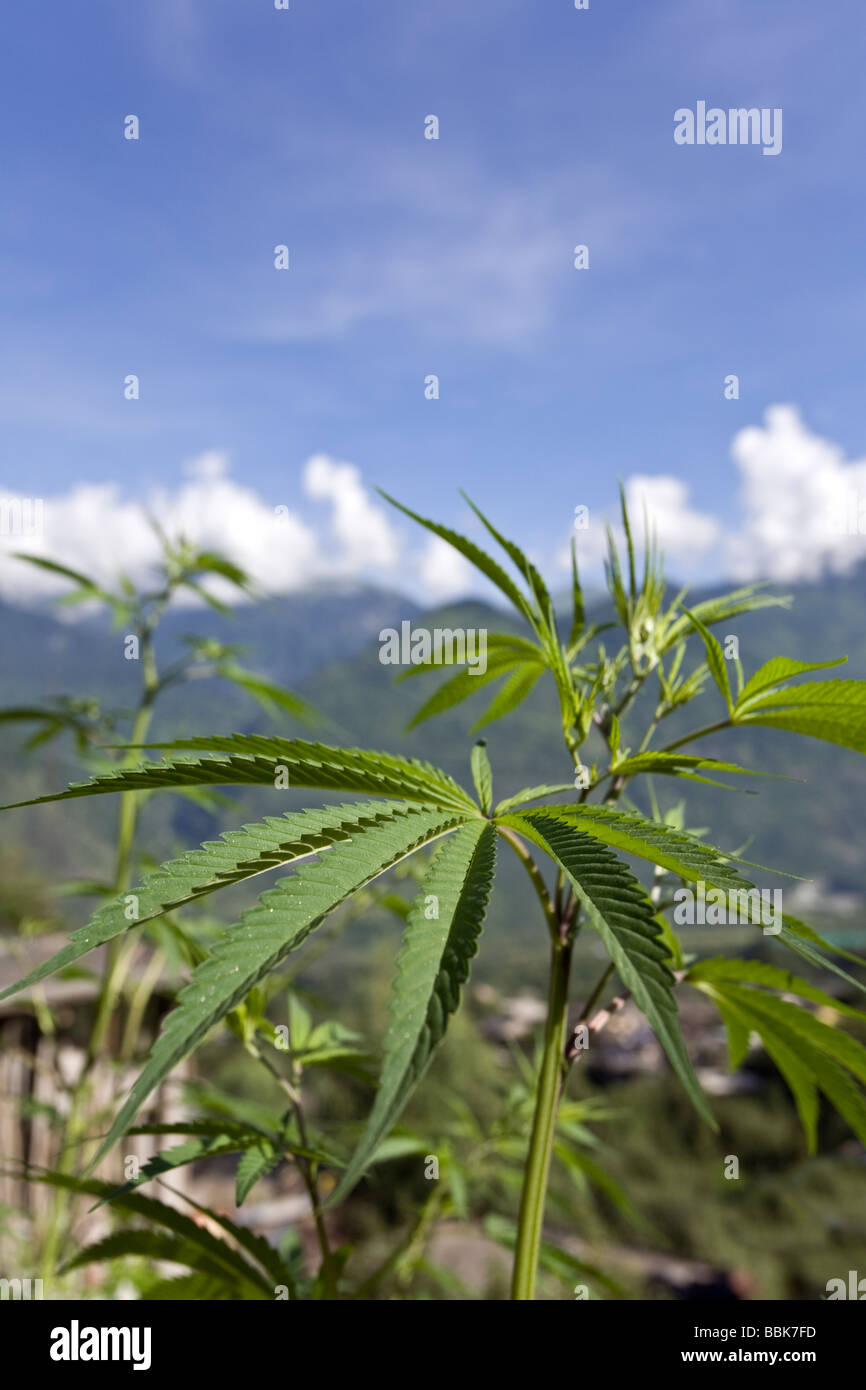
xmin=498 ymin=827 xmax=559 ymax=943
xmin=89 ymin=698 xmax=155 ymax=1060
xmin=120 ymin=948 xmax=165 ymax=1060
xmin=577 ymin=962 xmax=615 ymax=1027
xmin=659 ymin=718 xmax=732 ymax=754
xmin=511 ymin=935 xmax=573 ymax=1300
xmin=42 ymin=623 xmax=161 ymax=1278
xmin=253 ymin=1022 xmax=337 ymax=1296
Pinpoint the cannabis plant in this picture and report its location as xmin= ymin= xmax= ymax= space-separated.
xmin=2 ymin=491 xmax=866 ymax=1300
xmin=0 ymin=527 xmax=314 ymax=1279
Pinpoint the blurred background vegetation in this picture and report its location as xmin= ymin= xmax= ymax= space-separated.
xmin=1 ymin=564 xmax=865 ymax=1298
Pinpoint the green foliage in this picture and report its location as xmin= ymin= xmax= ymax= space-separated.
xmin=1 ymin=735 xmax=477 ymax=814
xmin=331 ymin=821 xmax=496 ymax=1202
xmin=689 ymin=958 xmax=866 ymax=1152
xmin=470 ymin=741 xmax=493 ymax=813
xmin=18 ymin=1170 xmax=296 ymax=1299
xmin=735 ymin=672 xmax=866 ymax=754
xmin=0 ymin=802 xmax=406 ymax=1003
xmin=90 ymin=803 xmax=469 ymax=1168
xmin=508 ymin=812 xmax=713 ymax=1126
xmin=3 ymin=487 xmax=866 ymax=1301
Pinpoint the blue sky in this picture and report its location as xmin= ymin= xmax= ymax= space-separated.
xmin=1 ymin=0 xmax=865 ymax=604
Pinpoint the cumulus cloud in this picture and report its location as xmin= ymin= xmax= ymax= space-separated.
xmin=624 ymin=475 xmax=721 ymax=556
xmin=556 ymin=478 xmax=719 ymax=577
xmin=558 ymin=408 xmax=866 ymax=588
xmin=4 ymin=409 xmax=865 ymax=614
xmin=726 ymin=405 xmax=866 ymax=581
xmin=302 ymin=455 xmax=399 ymax=571
xmin=0 ymin=452 xmax=398 ymax=608
xmin=416 ymin=534 xmax=479 ymax=603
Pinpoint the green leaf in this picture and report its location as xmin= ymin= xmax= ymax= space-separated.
xmin=12 ymin=553 xmax=107 ymax=595
xmin=128 ymin=1119 xmax=272 ymax=1140
xmin=654 ymin=911 xmax=684 ymax=972
xmin=456 ymin=494 xmax=576 ymax=702
xmin=0 ymin=706 xmax=71 ymax=726
xmin=404 ymin=659 xmax=516 ymax=731
xmin=500 ymin=804 xmax=771 ymax=895
xmin=686 ymin=957 xmax=866 ymax=1022
xmin=504 ymin=812 xmax=715 ymax=1127
xmin=96 ymin=1132 xmax=268 ymax=1209
xmin=473 ymin=663 xmax=543 ymax=731
xmin=470 ymin=741 xmax=493 ymax=814
xmin=743 ymin=1014 xmax=820 ymax=1149
xmin=89 ymin=804 xmax=469 ymax=1169
xmin=721 ymin=985 xmax=866 ymax=1088
xmin=397 ymin=632 xmax=541 ymax=680
xmin=781 ymin=911 xmax=866 ymax=969
xmin=61 ymin=1231 xmax=254 ymax=1290
xmin=659 ymin=585 xmax=791 ymax=652
xmin=0 ymin=800 xmax=421 ymax=1005
xmin=493 ymin=783 xmax=578 ymax=815
xmin=736 ymin=656 xmax=848 ymax=708
xmin=710 ymin=992 xmax=752 ymax=1072
xmin=707 ymin=985 xmax=866 ymax=1148
xmin=609 ymin=750 xmax=790 ymax=790
xmin=733 ymin=679 xmax=866 ymax=755
xmin=365 ymin=1133 xmax=431 ymax=1166
xmin=569 ymin=538 xmax=585 ymax=648
xmin=95 ymin=1128 xmax=331 ymax=1211
xmin=618 ymin=480 xmax=637 ymax=602
xmin=695 ymin=984 xmax=820 ymax=1148
xmin=190 ymin=550 xmax=250 ymax=589
xmin=329 ymin=821 xmax=497 ymax=1205
xmin=778 ymin=927 xmax=866 ymax=999
xmin=220 ymin=667 xmax=318 ymax=723
xmin=460 ymin=491 xmax=555 ymax=634
xmin=680 ymin=605 xmax=733 ymax=713
xmin=156 ymin=1181 xmax=299 ymax=1293
xmin=20 ymin=1171 xmax=284 ymax=1295
xmin=1 ymin=735 xmax=478 ymax=814
xmin=236 ymin=1142 xmax=282 ymax=1206
xmin=377 ymin=490 xmax=534 ymax=624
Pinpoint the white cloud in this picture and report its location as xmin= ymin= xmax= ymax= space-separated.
xmin=556 ymin=478 xmax=719 ymax=577
xmin=558 ymin=409 xmax=866 ymax=588
xmin=416 ymin=535 xmax=479 ymax=603
xmin=726 ymin=405 xmax=866 ymax=581
xmin=303 ymin=455 xmax=399 ymax=570
xmin=4 ymin=410 xmax=865 ymax=614
xmin=625 ymin=475 xmax=721 ymax=556
xmin=0 ymin=452 xmax=399 ymax=608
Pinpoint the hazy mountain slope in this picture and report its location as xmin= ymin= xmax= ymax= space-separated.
xmin=0 ymin=567 xmax=864 ymax=933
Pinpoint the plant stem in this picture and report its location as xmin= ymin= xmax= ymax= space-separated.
xmin=498 ymin=827 xmax=559 ymax=942
xmin=253 ymin=1021 xmax=337 ymax=1296
xmin=88 ymin=699 xmax=155 ymax=1060
xmin=42 ymin=623 xmax=160 ymax=1278
xmin=510 ymin=934 xmax=573 ymax=1300
xmin=576 ymin=962 xmax=615 ymax=1027
xmin=659 ymin=718 xmax=732 ymax=754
